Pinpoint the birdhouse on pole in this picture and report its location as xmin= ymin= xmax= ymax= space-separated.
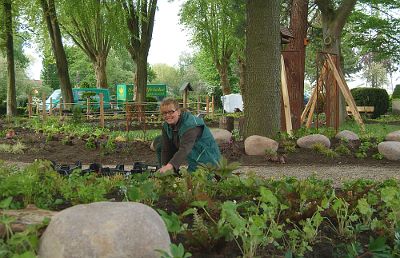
xmin=180 ymin=82 xmax=193 ymax=108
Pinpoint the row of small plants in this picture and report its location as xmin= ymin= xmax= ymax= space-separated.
xmin=0 ymin=159 xmax=399 ymax=257
xmin=0 ymin=117 xmax=161 ymax=155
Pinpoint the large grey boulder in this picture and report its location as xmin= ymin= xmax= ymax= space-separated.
xmin=244 ymin=135 xmax=279 ymax=156
xmin=39 ymin=202 xmax=170 ymax=258
xmin=378 ymin=141 xmax=400 ymax=161
xmin=297 ymin=134 xmax=331 ymax=149
xmin=210 ymin=128 xmax=232 ymax=145
xmin=385 ymin=130 xmax=400 ymax=142
xmin=335 ymin=130 xmax=359 ymax=141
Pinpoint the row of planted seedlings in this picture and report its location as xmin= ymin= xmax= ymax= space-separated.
xmin=20 ymin=116 xmax=160 ymax=153
xmin=0 ymin=159 xmax=399 ymax=257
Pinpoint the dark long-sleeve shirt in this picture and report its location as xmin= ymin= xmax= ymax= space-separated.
xmin=161 ymin=120 xmax=203 ymax=170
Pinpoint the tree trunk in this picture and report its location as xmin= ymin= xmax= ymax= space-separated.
xmin=4 ymin=1 xmax=17 ymax=116
xmin=41 ymin=0 xmax=73 ymax=106
xmin=217 ymin=61 xmax=231 ymax=95
xmin=135 ymin=54 xmax=148 ymax=103
xmin=284 ymin=0 xmax=309 ymax=129
xmin=244 ymin=0 xmax=281 ymax=138
xmin=94 ymin=55 xmax=108 ymax=88
xmin=123 ymin=0 xmax=157 ymax=105
xmin=237 ymin=55 xmax=246 ymax=96
xmin=316 ymin=0 xmax=357 ymax=126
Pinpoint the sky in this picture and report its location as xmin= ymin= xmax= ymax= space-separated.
xmin=25 ymin=0 xmax=191 ymax=80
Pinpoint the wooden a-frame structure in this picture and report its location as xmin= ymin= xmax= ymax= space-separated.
xmin=301 ymin=53 xmax=365 ymax=131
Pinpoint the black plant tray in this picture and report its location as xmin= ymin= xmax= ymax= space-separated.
xmin=50 ymin=161 xmax=159 ymax=176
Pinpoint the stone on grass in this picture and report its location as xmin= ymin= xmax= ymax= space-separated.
xmin=39 ymin=202 xmax=170 ymax=258
xmin=335 ymin=130 xmax=359 ymax=141
xmin=378 ymin=141 xmax=400 ymax=161
xmin=385 ymin=130 xmax=400 ymax=142
xmin=297 ymin=134 xmax=331 ymax=149
xmin=210 ymin=128 xmax=232 ymax=145
xmin=244 ymin=135 xmax=279 ymax=156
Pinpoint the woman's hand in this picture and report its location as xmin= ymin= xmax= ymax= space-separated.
xmin=158 ymin=163 xmax=174 ymax=173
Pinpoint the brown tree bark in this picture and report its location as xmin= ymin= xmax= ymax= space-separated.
xmin=94 ymin=55 xmax=109 ymax=88
xmin=41 ymin=0 xmax=73 ymax=106
xmin=123 ymin=0 xmax=157 ymax=104
xmin=315 ymin=0 xmax=357 ymax=125
xmin=243 ymin=0 xmax=281 ymax=138
xmin=4 ymin=0 xmax=17 ymax=116
xmin=283 ymin=0 xmax=309 ymax=129
xmin=216 ymin=57 xmax=232 ymax=95
xmin=66 ymin=13 xmax=111 ymax=89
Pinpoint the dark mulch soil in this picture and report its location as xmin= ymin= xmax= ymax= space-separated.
xmin=1 ymin=126 xmax=400 ymax=169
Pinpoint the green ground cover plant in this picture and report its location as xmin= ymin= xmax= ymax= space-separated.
xmin=0 ymin=160 xmax=399 ymax=257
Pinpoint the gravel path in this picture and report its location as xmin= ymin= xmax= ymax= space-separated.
xmin=234 ymin=164 xmax=400 ymax=187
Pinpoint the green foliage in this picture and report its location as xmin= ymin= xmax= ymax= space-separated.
xmin=202 ymin=157 xmax=240 ymax=179
xmin=392 ymin=85 xmax=400 ymax=100
xmin=350 ymin=87 xmax=390 ymax=118
xmin=312 ymin=143 xmax=339 ymax=158
xmin=156 ymin=243 xmax=192 ymax=258
xmin=0 ymin=142 xmax=26 ymax=154
xmin=335 ymin=144 xmax=351 ymax=156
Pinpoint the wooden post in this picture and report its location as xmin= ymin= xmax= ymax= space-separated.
xmin=281 ymin=55 xmax=293 ymax=134
xmin=126 ymin=101 xmax=130 ymax=131
xmin=183 ymin=89 xmax=188 ymax=108
xmin=325 ymin=54 xmax=365 ymax=130
xmin=206 ymin=95 xmax=209 ymax=114
xmin=28 ymin=95 xmax=32 ymax=118
xmin=99 ymin=93 xmax=104 ymax=128
xmin=86 ymin=98 xmax=90 ymax=120
xmin=49 ymin=97 xmax=53 ymax=116
xmin=197 ymin=95 xmax=200 ymax=114
xmin=42 ymin=94 xmax=47 ymax=120
xmin=211 ymin=95 xmax=215 ymax=117
xmin=59 ymin=97 xmax=63 ymax=118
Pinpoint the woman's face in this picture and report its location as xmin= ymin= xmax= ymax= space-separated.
xmin=161 ymin=104 xmax=180 ymax=125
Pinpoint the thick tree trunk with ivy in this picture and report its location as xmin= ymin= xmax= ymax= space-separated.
xmin=40 ymin=0 xmax=73 ymax=106
xmin=316 ymin=0 xmax=357 ymax=125
xmin=3 ymin=1 xmax=17 ymax=116
xmin=243 ymin=0 xmax=281 ymax=138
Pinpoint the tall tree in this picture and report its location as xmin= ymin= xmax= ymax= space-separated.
xmin=315 ymin=0 xmax=357 ymax=60
xmin=120 ymin=0 xmax=157 ymax=103
xmin=180 ymin=0 xmax=240 ymax=95
xmin=60 ymin=0 xmax=116 ymax=88
xmin=40 ymin=0 xmax=73 ymax=105
xmin=1 ymin=0 xmax=17 ymax=116
xmin=244 ymin=0 xmax=281 ymax=138
xmin=315 ymin=0 xmax=357 ymax=125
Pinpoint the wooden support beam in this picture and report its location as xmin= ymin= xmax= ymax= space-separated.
xmin=281 ymin=55 xmax=293 ymax=134
xmin=301 ymin=86 xmax=317 ymax=123
xmin=325 ymin=54 xmax=365 ymax=130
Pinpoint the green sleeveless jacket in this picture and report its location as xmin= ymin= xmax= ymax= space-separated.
xmin=163 ymin=112 xmax=221 ymax=171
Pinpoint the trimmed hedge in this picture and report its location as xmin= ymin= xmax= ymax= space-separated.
xmin=392 ymin=84 xmax=400 ymax=99
xmin=350 ymin=87 xmax=389 ymax=118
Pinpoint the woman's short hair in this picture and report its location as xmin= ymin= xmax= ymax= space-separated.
xmin=160 ymin=98 xmax=180 ymax=110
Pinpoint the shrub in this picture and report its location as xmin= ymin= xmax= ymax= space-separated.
xmin=145 ymin=96 xmax=159 ymax=112
xmin=392 ymin=84 xmax=400 ymax=99
xmin=350 ymin=87 xmax=389 ymax=118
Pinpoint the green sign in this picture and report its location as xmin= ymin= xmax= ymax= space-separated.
xmin=146 ymin=84 xmax=167 ymax=97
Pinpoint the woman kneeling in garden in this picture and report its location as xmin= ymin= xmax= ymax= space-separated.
xmin=157 ymin=98 xmax=221 ymax=173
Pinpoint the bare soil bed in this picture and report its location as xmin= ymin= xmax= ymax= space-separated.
xmin=1 ymin=126 xmax=399 ymax=183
